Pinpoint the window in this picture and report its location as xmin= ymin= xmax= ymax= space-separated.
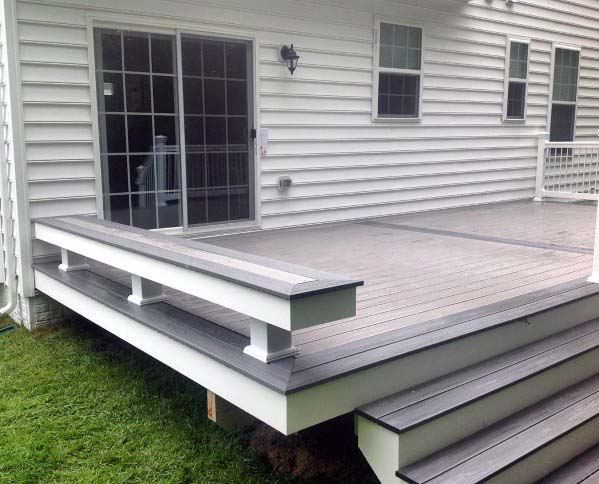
xmin=549 ymin=47 xmax=580 ymax=141
xmin=504 ymin=40 xmax=529 ymax=120
xmin=94 ymin=28 xmax=253 ymax=230
xmin=375 ymin=21 xmax=423 ymax=119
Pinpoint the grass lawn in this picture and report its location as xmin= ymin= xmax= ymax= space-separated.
xmin=0 ymin=317 xmax=376 ymax=484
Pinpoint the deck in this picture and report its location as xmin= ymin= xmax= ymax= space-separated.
xmin=78 ymin=200 xmax=598 ymax=393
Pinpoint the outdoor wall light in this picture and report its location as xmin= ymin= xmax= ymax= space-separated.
xmin=280 ymin=44 xmax=300 ymax=75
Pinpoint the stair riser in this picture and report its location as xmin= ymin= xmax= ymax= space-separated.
xmin=485 ymin=416 xmax=599 ymax=484
xmin=357 ymin=416 xmax=400 ymax=484
xmin=396 ymin=347 xmax=599 ymax=469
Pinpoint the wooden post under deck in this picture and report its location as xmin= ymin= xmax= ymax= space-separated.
xmin=207 ymin=390 xmax=256 ymax=430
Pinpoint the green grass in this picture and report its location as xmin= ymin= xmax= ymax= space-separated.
xmin=0 ymin=318 xmax=374 ymax=484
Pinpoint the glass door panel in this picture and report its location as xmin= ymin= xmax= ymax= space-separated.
xmin=96 ymin=28 xmax=182 ymax=229
xmin=181 ymin=36 xmax=252 ymax=226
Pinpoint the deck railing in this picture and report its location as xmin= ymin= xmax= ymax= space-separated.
xmin=535 ymin=133 xmax=599 ymax=201
xmin=535 ymin=134 xmax=599 ymax=283
xmin=135 ymin=136 xmax=180 ymax=208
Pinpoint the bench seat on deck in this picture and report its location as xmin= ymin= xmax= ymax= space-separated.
xmin=33 ymin=216 xmax=362 ymax=363
xmin=33 ymin=216 xmax=361 ymax=302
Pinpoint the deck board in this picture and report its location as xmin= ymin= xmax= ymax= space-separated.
xmin=539 ymin=444 xmax=599 ymax=484
xmin=396 ymin=375 xmax=599 ymax=484
xmin=211 ymin=203 xmax=593 ymax=350
xmin=52 ymin=200 xmax=599 ymax=392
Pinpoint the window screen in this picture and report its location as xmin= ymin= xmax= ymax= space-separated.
xmin=553 ymin=48 xmax=579 ymax=103
xmin=380 ymin=23 xmax=422 ymax=70
xmin=509 ymin=42 xmax=528 ymax=79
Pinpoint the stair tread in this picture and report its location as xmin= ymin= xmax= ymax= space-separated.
xmin=357 ymin=319 xmax=599 ymax=433
xmin=397 ymin=375 xmax=599 ymax=484
xmin=538 ymin=445 xmax=599 ymax=484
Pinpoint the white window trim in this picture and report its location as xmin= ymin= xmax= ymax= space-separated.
xmin=86 ymin=14 xmax=262 ymax=235
xmin=372 ymin=16 xmax=424 ymax=123
xmin=502 ymin=37 xmax=530 ymax=123
xmin=547 ymin=43 xmax=582 ymax=140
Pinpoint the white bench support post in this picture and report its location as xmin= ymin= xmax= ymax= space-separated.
xmin=534 ymin=132 xmax=549 ymax=202
xmin=128 ymin=274 xmax=167 ymax=306
xmin=588 ymin=202 xmax=599 ymax=284
xmin=58 ymin=248 xmax=89 ymax=272
xmin=244 ymin=319 xmax=298 ymax=363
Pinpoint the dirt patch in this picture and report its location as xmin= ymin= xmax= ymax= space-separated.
xmin=249 ymin=414 xmax=376 ymax=482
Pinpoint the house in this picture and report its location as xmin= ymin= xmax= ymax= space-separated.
xmin=1 ymin=0 xmax=599 ymax=482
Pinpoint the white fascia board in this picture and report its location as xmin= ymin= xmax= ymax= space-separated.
xmin=285 ymin=292 xmax=599 ymax=433
xmin=34 ymin=269 xmax=290 ymax=433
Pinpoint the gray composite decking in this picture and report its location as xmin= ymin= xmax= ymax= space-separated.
xmin=540 ymin=444 xmax=599 ymax=484
xmin=41 ymin=200 xmax=599 ymax=393
xmin=356 ymin=319 xmax=599 ymax=433
xmin=395 ymin=374 xmax=599 ymax=484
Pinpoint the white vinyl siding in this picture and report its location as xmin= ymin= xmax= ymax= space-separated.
xmin=7 ymin=0 xmax=599 ymax=254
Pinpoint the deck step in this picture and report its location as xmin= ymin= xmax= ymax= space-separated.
xmin=396 ymin=375 xmax=599 ymax=484
xmin=538 ymin=445 xmax=599 ymax=484
xmin=356 ymin=319 xmax=599 ymax=477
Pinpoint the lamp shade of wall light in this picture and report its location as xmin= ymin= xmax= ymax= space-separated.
xmin=280 ymin=44 xmax=300 ymax=75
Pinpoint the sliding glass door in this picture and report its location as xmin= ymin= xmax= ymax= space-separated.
xmin=94 ymin=28 xmax=253 ymax=230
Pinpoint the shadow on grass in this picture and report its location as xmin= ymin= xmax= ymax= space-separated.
xmin=1 ymin=318 xmax=377 ymax=484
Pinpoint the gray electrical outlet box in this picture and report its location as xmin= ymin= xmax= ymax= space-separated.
xmin=277 ymin=176 xmax=292 ymax=191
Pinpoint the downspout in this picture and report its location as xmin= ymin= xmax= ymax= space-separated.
xmin=0 ymin=0 xmax=16 ymax=316
xmin=0 ymin=108 xmax=16 ymax=316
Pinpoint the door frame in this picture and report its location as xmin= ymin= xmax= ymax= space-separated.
xmin=86 ymin=13 xmax=261 ymax=234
